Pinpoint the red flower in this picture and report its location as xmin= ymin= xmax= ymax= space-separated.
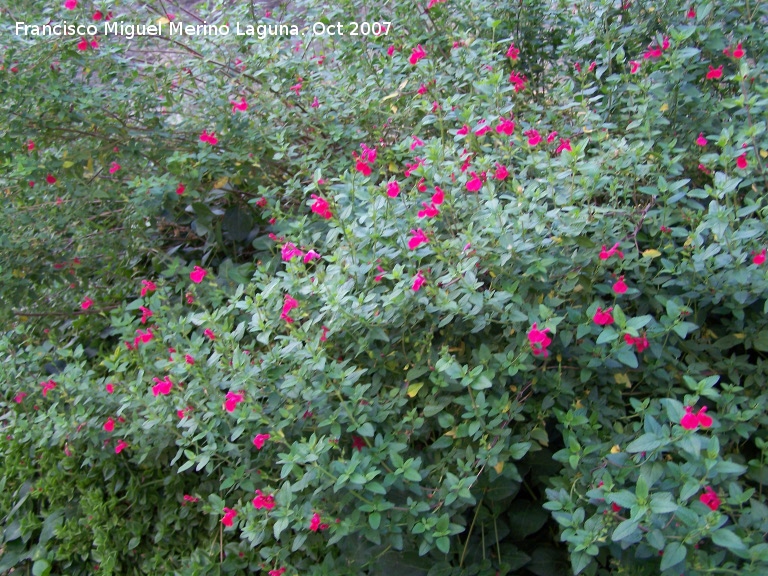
xmin=203 ymin=328 xmax=215 ymax=340
xmin=555 ymin=138 xmax=572 ymax=154
xmin=14 ymin=392 xmax=27 ymax=403
xmin=310 ymin=512 xmax=330 ymax=531
xmin=185 ymin=354 xmax=195 ymax=365
xmin=310 ymin=194 xmax=332 ymax=219
xmin=412 ymin=270 xmax=426 ymax=291
xmin=27 ymin=140 xmax=35 ymax=151
xmin=253 ymin=433 xmax=271 ymax=449
xmin=753 ymin=249 xmax=766 ymax=265
xmin=696 ymin=133 xmax=707 ymax=146
xmin=64 ymin=0 xmax=77 ymax=8
xmin=320 ymin=325 xmax=329 ymax=342
xmin=176 ymin=183 xmax=185 ymax=195
xmin=732 ymin=43 xmax=744 ymax=59
xmin=408 ymin=229 xmax=429 ymax=250
xmin=506 ymin=42 xmax=519 ymax=60
xmin=630 ymin=60 xmax=640 ymax=74
xmin=221 ymin=507 xmax=237 ymax=527
xmin=418 ymin=202 xmax=439 ymax=219
xmin=686 ymin=7 xmax=696 ymax=18
xmin=311 ymin=96 xmax=320 ymax=108
xmin=547 ymin=131 xmax=558 ymax=144
xmin=374 ymin=265 xmax=386 ymax=282
xmin=252 ymin=490 xmax=275 ymax=510
xmin=474 ymin=123 xmax=490 ymax=137
xmin=432 ymin=187 xmax=444 ymax=205
xmin=199 ymin=130 xmax=218 ymax=145
xmin=183 ymin=494 xmax=199 ymax=504
xmin=355 ymin=159 xmax=372 ymax=176
xmin=109 ymin=161 xmax=121 ymax=174
xmin=352 ymin=435 xmax=366 ymax=451
xmin=593 ymin=306 xmax=614 ymax=326
xmin=599 ymin=243 xmax=624 ymax=260
xmin=224 ymin=391 xmax=244 ymax=412
xmin=269 ymin=569 xmax=286 ymax=576
xmin=417 ymin=178 xmax=427 ymax=192
xmin=81 ymin=297 xmax=94 ymax=310
xmin=706 ymin=65 xmax=723 ymax=80
xmin=411 ymin=136 xmax=425 ymax=150
xmin=386 ymin=181 xmax=400 ymax=198
xmin=387 ymin=45 xmax=395 ymax=56
xmin=281 ymin=294 xmax=299 ymax=323
xmin=230 ymin=97 xmax=247 ymax=112
xmin=524 ymin=129 xmax=541 ymax=147
xmin=611 ymin=503 xmax=622 ymax=513
xmin=93 ymin=10 xmax=103 ymax=20
xmin=139 ymin=306 xmax=153 ymax=324
xmin=140 ymin=279 xmax=156 ymax=296
xmin=508 ymin=72 xmax=527 ymax=92
xmin=103 ymin=417 xmax=115 ymax=432
xmin=736 ymin=153 xmax=748 ymax=169
xmin=290 ymin=81 xmax=302 ymax=95
xmin=496 ymin=117 xmax=515 ymax=135
xmin=612 ymin=276 xmax=628 ymax=294
xmin=457 ymin=124 xmax=469 ymax=136
xmin=494 ymin=164 xmax=509 ymax=180
xmin=114 ymin=440 xmax=128 ymax=454
xmin=303 ymin=250 xmax=320 ymax=263
xmin=527 ymin=323 xmax=552 ymax=357
xmin=190 ymin=265 xmax=207 ymax=283
xmin=46 ymin=174 xmax=57 ymax=184
xmin=105 ymin=383 xmax=115 ymax=394
xmin=466 ymin=172 xmax=483 ymax=192
xmin=699 ymin=486 xmax=720 ymax=511
xmin=409 ymin=44 xmax=427 ymax=65
xmin=643 ymin=46 xmax=662 ymax=60
xmin=697 ymin=406 xmax=713 ymax=428
xmin=152 ymin=376 xmax=173 ymax=396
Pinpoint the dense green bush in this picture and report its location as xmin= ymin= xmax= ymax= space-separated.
xmin=1 ymin=0 xmax=767 ymax=575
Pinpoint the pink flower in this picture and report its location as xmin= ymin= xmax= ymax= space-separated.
xmin=408 ymin=229 xmax=429 ymax=250
xmin=139 ymin=306 xmax=153 ymax=324
xmin=496 ymin=118 xmax=515 ymax=135
xmin=311 ymin=96 xmax=320 ymax=108
xmin=224 ymin=391 xmax=244 ymax=412
xmin=374 ymin=265 xmax=386 ymax=282
xmin=494 ymin=164 xmax=509 ymax=180
xmin=103 ymin=417 xmax=115 ymax=432
xmin=203 ymin=328 xmax=215 ymax=340
xmin=290 ymin=81 xmax=302 ymax=95
xmin=77 ymin=38 xmax=89 ymax=53
xmin=593 ymin=306 xmax=614 ymax=326
xmin=46 ymin=174 xmax=57 ymax=184
xmin=699 ymin=487 xmax=720 ymax=511
xmin=14 ymin=392 xmax=27 ymax=403
xmin=697 ymin=406 xmax=713 ymax=428
xmin=93 ymin=10 xmax=103 ymax=20
xmin=114 ymin=440 xmax=128 ymax=454
xmin=320 ymin=325 xmax=329 ymax=342
xmin=466 ymin=172 xmax=483 ymax=192
xmin=253 ymin=433 xmax=271 ymax=449
xmin=230 ymin=97 xmax=247 ymax=112
xmin=630 ymin=60 xmax=640 ymax=74
xmin=432 ymin=187 xmax=444 ymax=205
xmin=509 ymin=72 xmax=527 ymax=92
xmin=555 ymin=138 xmax=572 ymax=154
xmin=527 ymin=323 xmax=552 ymax=357
xmin=547 ymin=131 xmax=558 ymax=144
xmin=386 ymin=181 xmax=400 ymax=198
xmin=303 ymin=250 xmax=321 ymax=263
xmin=696 ymin=133 xmax=707 ymax=146
xmin=355 ymin=159 xmax=372 ymax=176
xmin=281 ymin=242 xmax=305 ymax=261
xmin=687 ymin=7 xmax=696 ymax=18
xmin=474 ymin=123 xmax=490 ymax=137
xmin=152 ymin=376 xmax=173 ymax=396
xmin=81 ymin=297 xmax=94 ymax=310
xmin=108 ymin=161 xmax=120 ymax=174
xmin=706 ymin=65 xmax=723 ymax=80
xmin=624 ymin=333 xmax=649 ymax=353
xmin=310 ymin=194 xmax=332 ymax=219
xmin=27 ymin=140 xmax=35 ymax=151
xmin=409 ymin=44 xmax=427 ymax=65
xmin=412 ymin=270 xmax=426 ymax=291
xmin=418 ymin=202 xmax=439 ymax=218
xmin=175 ymin=183 xmax=185 ymax=195
xmin=252 ymin=490 xmax=275 ymax=510
xmin=681 ymin=405 xmax=713 ymax=430
xmin=190 ymin=265 xmax=207 ymax=283
xmin=309 ymin=512 xmax=330 ymax=532
xmin=183 ymin=494 xmax=199 ymax=504
xmin=269 ymin=569 xmax=286 ymax=576
xmin=140 ymin=279 xmax=156 ymax=296
xmin=506 ymin=42 xmax=520 ymax=60
xmin=411 ymin=136 xmax=425 ymax=150
xmin=574 ymin=62 xmax=582 ymax=73
xmin=417 ymin=178 xmax=427 ymax=192
xmin=457 ymin=125 xmax=469 ymax=136
xmin=199 ymin=130 xmax=218 ymax=145
xmin=524 ymin=129 xmax=541 ymax=147
xmin=736 ymin=153 xmax=748 ymax=169
xmin=732 ymin=43 xmax=744 ymax=59
xmin=753 ymin=249 xmax=766 ymax=265
xmin=221 ymin=507 xmax=237 ymax=527
xmin=106 ymin=383 xmax=115 ymax=394
xmin=612 ymin=276 xmax=628 ymax=294
xmin=133 ymin=328 xmax=153 ymax=348
xmin=387 ymin=45 xmax=395 ymax=56
xmin=643 ymin=46 xmax=662 ymax=59
xmin=282 ymin=294 xmax=299 ymax=323
xmin=64 ymin=0 xmax=77 ymax=9
xmin=588 ymin=61 xmax=596 ymax=72
xmin=599 ymin=243 xmax=624 ymax=260
xmin=185 ymin=354 xmax=195 ymax=365
xmin=698 ymin=163 xmax=712 ymax=175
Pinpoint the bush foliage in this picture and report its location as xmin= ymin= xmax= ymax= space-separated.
xmin=1 ymin=0 xmax=768 ymax=575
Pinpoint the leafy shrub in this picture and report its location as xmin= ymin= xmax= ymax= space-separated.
xmin=1 ymin=0 xmax=768 ymax=575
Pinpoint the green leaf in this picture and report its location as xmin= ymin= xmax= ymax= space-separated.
xmin=650 ymin=493 xmax=678 ymax=514
xmin=660 ymin=542 xmax=687 ymax=571
xmin=596 ymin=327 xmax=618 ymax=345
xmin=625 ymin=433 xmax=663 ymax=453
xmin=32 ymin=560 xmax=51 ymax=576
xmin=612 ymin=518 xmax=640 ymax=542
xmin=616 ymin=348 xmax=638 ymax=368
xmin=435 ymin=536 xmax=450 ymax=554
xmin=711 ymin=529 xmax=747 ymax=550
xmin=571 ymin=551 xmax=591 ymax=575
xmin=222 ymin=206 xmax=254 ymax=242
xmin=127 ymin=536 xmax=141 ymax=550
xmin=635 ymin=476 xmax=649 ymax=501
xmin=369 ymin=512 xmax=381 ymax=530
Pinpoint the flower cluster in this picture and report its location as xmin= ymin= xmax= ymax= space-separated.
xmin=680 ymin=406 xmax=713 ymax=430
xmin=527 ymin=323 xmax=552 ymax=357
